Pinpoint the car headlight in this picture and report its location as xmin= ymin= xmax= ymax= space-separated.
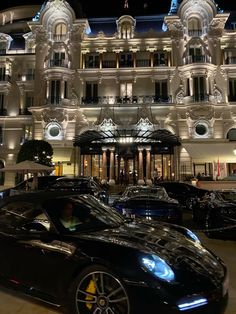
xmin=141 ymin=254 xmax=175 ymax=282
xmin=186 ymin=229 xmax=200 ymax=243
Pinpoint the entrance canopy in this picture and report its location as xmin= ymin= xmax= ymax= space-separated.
xmin=183 ymin=142 xmax=236 ymax=163
xmin=74 ymin=128 xmax=181 ymax=149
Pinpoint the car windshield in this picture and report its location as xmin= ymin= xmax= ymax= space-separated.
xmin=50 ymin=179 xmax=90 ymax=189
xmin=44 ymin=195 xmax=125 ymax=233
xmin=219 ymin=191 xmax=236 ymax=202
xmin=123 ymin=187 xmax=168 ymax=199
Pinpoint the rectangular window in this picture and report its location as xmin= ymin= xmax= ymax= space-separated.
xmin=119 ymin=53 xmax=133 ymax=67
xmin=120 ymin=82 xmax=132 ymax=101
xmin=193 ymin=76 xmax=206 ymax=101
xmin=64 ymin=81 xmax=67 ymax=99
xmin=50 ymin=80 xmax=61 ymax=104
xmin=85 ymin=55 xmax=99 ymax=68
xmin=155 ymin=81 xmax=168 ymax=102
xmin=186 ymin=78 xmax=190 ymax=96
xmin=0 ymin=42 xmax=6 ymax=55
xmin=26 ymin=68 xmax=35 ymax=80
xmin=53 ymin=52 xmax=65 ymax=66
xmin=85 ymin=83 xmax=98 ymax=102
xmin=153 ymin=52 xmax=166 ymax=66
xmin=0 ymin=68 xmax=6 ymax=80
xmin=0 ymin=93 xmax=4 ymax=114
xmin=25 ymin=92 xmax=34 ymax=113
xmin=229 ymin=79 xmax=236 ymax=101
xmin=189 ymin=47 xmax=203 ymax=63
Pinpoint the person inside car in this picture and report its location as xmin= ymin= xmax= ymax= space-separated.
xmin=59 ymin=200 xmax=80 ymax=231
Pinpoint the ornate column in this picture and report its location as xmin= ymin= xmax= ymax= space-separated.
xmin=102 ymin=147 xmax=108 ymax=183
xmin=145 ymin=146 xmax=152 ymax=185
xmin=138 ymin=146 xmax=144 ymax=185
xmin=109 ymin=147 xmax=115 ymax=185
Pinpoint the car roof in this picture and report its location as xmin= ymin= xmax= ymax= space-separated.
xmin=0 ymin=191 xmax=82 ymax=205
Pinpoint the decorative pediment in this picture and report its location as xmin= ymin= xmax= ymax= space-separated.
xmin=136 ymin=117 xmax=153 ymax=131
xmin=186 ymin=105 xmax=214 ymax=120
xmin=99 ymin=118 xmax=117 ymax=131
xmin=41 ymin=108 xmax=65 ymax=123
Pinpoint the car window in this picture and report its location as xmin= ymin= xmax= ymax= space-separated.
xmin=43 ymin=196 xmax=124 ymax=233
xmin=0 ymin=201 xmax=51 ymax=232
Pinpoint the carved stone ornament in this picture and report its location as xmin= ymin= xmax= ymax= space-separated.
xmin=164 ymin=16 xmax=183 ymax=32
xmin=76 ymin=110 xmax=89 ymax=126
xmin=99 ymin=118 xmax=117 ymax=131
xmin=136 ymin=117 xmax=153 ymax=130
xmin=48 ymin=0 xmax=65 ymax=10
xmin=187 ymin=105 xmax=214 ymax=120
xmin=42 ymin=108 xmax=65 ymax=123
xmin=176 ymin=86 xmax=185 ymax=104
xmin=209 ymin=86 xmax=222 ymax=104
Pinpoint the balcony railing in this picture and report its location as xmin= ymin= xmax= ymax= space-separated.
xmin=188 ymin=30 xmax=203 ymax=37
xmin=191 ymin=94 xmax=209 ymax=102
xmin=119 ymin=61 xmax=134 ymax=68
xmin=102 ymin=60 xmax=116 ymax=68
xmin=53 ymin=34 xmax=67 ymax=42
xmin=46 ymin=97 xmax=62 ymax=105
xmin=153 ymin=60 xmax=167 ymax=66
xmin=228 ymin=95 xmax=236 ymax=102
xmin=0 ymin=75 xmax=11 ymax=82
xmin=136 ymin=59 xmax=151 ymax=67
xmin=85 ymin=61 xmax=99 ymax=68
xmin=20 ymin=74 xmax=35 ymax=81
xmin=184 ymin=55 xmax=211 ymax=64
xmin=81 ymin=95 xmax=172 ymax=105
xmin=225 ymin=57 xmax=236 ymax=65
xmin=49 ymin=60 xmax=68 ymax=67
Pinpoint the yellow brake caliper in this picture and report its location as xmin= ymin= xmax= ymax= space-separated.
xmin=85 ymin=279 xmax=96 ymax=310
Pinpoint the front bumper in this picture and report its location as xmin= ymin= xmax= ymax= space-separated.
xmin=124 ymin=278 xmax=228 ymax=314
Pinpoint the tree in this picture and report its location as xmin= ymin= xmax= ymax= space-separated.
xmin=17 ymin=140 xmax=53 ymax=166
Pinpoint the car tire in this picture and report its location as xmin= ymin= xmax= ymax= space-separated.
xmin=67 ymin=264 xmax=131 ymax=314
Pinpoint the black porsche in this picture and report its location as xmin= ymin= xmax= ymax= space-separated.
xmin=0 ymin=192 xmax=228 ymax=314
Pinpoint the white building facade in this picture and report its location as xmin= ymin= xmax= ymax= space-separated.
xmin=0 ymin=0 xmax=236 ymax=186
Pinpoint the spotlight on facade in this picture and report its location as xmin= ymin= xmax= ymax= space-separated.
xmin=233 ymin=148 xmax=236 ymax=155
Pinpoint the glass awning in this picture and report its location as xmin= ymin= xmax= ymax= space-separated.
xmin=74 ymin=128 xmax=181 ymax=147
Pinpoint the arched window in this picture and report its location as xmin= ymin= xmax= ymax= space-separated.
xmin=188 ymin=17 xmax=202 ymax=36
xmin=54 ymin=23 xmax=67 ymax=41
xmin=121 ymin=21 xmax=132 ymax=39
xmin=227 ymin=128 xmax=236 ymax=141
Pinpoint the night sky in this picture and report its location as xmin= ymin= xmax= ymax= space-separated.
xmin=0 ymin=0 xmax=235 ymax=18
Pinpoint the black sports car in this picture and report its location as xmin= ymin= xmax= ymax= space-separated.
xmin=0 ymin=192 xmax=228 ymax=314
xmin=113 ymin=185 xmax=183 ymax=224
xmin=156 ymin=181 xmax=207 ymax=210
xmin=192 ymin=191 xmax=236 ymax=239
xmin=47 ymin=176 xmax=109 ymax=204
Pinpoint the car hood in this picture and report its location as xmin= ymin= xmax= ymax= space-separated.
xmin=76 ymin=220 xmax=224 ymax=289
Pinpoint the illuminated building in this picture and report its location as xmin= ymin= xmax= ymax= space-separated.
xmin=0 ymin=0 xmax=236 ymax=186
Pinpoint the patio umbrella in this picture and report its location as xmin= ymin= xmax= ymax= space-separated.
xmin=0 ymin=160 xmax=53 ymax=173
xmin=0 ymin=160 xmax=54 ymax=190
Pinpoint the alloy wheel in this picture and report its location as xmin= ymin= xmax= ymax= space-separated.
xmin=75 ymin=270 xmax=130 ymax=314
